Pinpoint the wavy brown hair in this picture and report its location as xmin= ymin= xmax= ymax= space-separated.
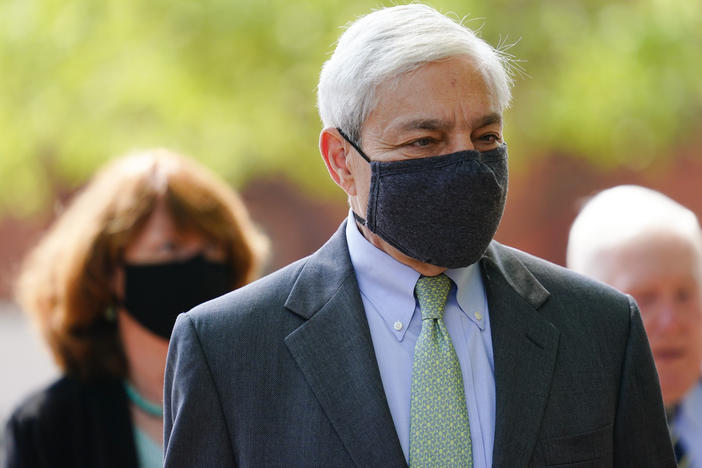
xmin=16 ymin=149 xmax=268 ymax=380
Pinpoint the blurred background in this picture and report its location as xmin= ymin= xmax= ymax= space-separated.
xmin=1 ymin=0 xmax=701 ymax=423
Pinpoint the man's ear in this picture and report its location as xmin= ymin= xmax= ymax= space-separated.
xmin=319 ymin=127 xmax=357 ymax=196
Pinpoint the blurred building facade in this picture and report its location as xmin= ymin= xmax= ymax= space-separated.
xmin=1 ymin=149 xmax=702 ymax=300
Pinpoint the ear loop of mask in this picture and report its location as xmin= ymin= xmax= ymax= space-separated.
xmin=337 ymin=128 xmax=371 ymax=163
xmin=336 ymin=128 xmax=372 ymax=227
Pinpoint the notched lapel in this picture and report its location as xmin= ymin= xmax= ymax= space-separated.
xmin=283 ymin=221 xmax=407 ymax=468
xmin=481 ymin=243 xmax=560 ymax=468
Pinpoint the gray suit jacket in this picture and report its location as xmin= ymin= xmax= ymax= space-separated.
xmin=164 ymin=221 xmax=675 ymax=467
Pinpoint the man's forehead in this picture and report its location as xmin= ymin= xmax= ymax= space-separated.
xmin=364 ymin=56 xmax=503 ymax=129
xmin=598 ymin=236 xmax=702 ymax=283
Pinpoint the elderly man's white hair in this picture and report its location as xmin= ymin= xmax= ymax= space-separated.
xmin=567 ymin=185 xmax=702 ymax=278
xmin=317 ymin=3 xmax=513 ymax=144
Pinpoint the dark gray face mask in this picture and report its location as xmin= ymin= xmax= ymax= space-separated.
xmin=338 ymin=128 xmax=508 ymax=268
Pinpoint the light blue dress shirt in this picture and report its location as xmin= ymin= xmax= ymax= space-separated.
xmin=674 ymin=380 xmax=702 ymax=467
xmin=345 ymin=214 xmax=496 ymax=467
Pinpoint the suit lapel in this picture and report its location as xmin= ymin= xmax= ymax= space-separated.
xmin=282 ymin=227 xmax=559 ymax=467
xmin=481 ymin=243 xmax=560 ymax=468
xmin=284 ymin=222 xmax=407 ymax=468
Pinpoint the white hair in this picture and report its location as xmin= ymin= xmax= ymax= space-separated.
xmin=567 ymin=185 xmax=702 ymax=278
xmin=317 ymin=3 xmax=513 ymax=143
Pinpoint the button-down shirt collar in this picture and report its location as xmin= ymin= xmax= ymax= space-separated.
xmin=346 ymin=212 xmax=486 ymax=341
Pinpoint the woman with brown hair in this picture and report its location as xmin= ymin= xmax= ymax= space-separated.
xmin=1 ymin=149 xmax=268 ymax=468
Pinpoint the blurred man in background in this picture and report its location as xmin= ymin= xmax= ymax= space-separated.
xmin=568 ymin=184 xmax=702 ymax=467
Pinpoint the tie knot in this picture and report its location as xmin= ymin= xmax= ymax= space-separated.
xmin=415 ymin=274 xmax=451 ymax=320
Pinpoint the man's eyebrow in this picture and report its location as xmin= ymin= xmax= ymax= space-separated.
xmin=395 ymin=118 xmax=453 ymax=132
xmin=394 ymin=114 xmax=503 ymax=133
xmin=475 ymin=113 xmax=502 ymax=128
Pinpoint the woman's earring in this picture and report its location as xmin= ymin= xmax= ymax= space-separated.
xmin=105 ymin=305 xmax=116 ymax=322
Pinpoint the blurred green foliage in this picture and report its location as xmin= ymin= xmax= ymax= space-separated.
xmin=1 ymin=0 xmax=700 ymax=215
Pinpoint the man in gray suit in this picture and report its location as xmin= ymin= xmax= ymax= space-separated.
xmin=164 ymin=5 xmax=675 ymax=467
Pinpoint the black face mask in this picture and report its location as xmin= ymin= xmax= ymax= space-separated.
xmin=121 ymin=253 xmax=234 ymax=339
xmin=338 ymin=128 xmax=508 ymax=268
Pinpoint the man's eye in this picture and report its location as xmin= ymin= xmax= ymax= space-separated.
xmin=409 ymin=137 xmax=435 ymax=147
xmin=159 ymin=241 xmax=179 ymax=252
xmin=478 ymin=134 xmax=500 ymax=143
xmin=675 ymin=288 xmax=691 ymax=304
xmin=636 ymin=292 xmax=657 ymax=307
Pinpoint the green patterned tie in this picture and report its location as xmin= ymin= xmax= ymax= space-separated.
xmin=409 ymin=274 xmax=472 ymax=468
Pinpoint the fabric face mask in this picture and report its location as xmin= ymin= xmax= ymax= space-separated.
xmin=338 ymin=128 xmax=508 ymax=269
xmin=121 ymin=253 xmax=234 ymax=339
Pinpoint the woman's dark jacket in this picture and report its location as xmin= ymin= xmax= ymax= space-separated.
xmin=1 ymin=375 xmax=138 ymax=468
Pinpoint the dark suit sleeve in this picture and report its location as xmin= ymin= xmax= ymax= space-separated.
xmin=164 ymin=313 xmax=236 ymax=468
xmin=2 ymin=412 xmax=39 ymax=468
xmin=613 ymin=297 xmax=676 ymax=467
